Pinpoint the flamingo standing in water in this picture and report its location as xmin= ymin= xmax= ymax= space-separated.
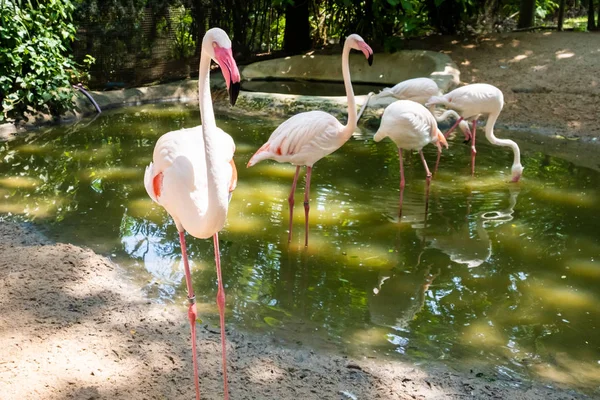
xmin=358 ymin=77 xmax=471 ymax=137
xmin=247 ymin=34 xmax=373 ymax=247
xmin=373 ymin=100 xmax=448 ymax=216
xmin=357 ymin=77 xmax=470 ymax=172
xmin=144 ymin=28 xmax=240 ymax=400
xmin=426 ymin=83 xmax=523 ymax=181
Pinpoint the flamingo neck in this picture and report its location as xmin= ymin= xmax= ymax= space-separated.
xmin=341 ymin=42 xmax=357 ymax=140
xmin=198 ymin=50 xmax=228 ymax=208
xmin=430 ymin=107 xmax=461 ymax=123
xmin=485 ymin=111 xmax=522 ymax=178
xmin=198 ymin=53 xmax=216 ymax=132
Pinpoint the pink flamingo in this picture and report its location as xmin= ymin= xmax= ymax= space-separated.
xmin=144 ymin=28 xmax=240 ymax=400
xmin=247 ymin=34 xmax=373 ymax=247
xmin=357 ymin=77 xmax=470 ymax=172
xmin=358 ymin=77 xmax=471 ymax=137
xmin=426 ymin=83 xmax=523 ymax=181
xmin=373 ymin=100 xmax=448 ymax=216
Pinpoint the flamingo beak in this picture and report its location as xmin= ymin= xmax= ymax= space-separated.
xmin=437 ymin=130 xmax=448 ymax=149
xmin=214 ymin=45 xmax=241 ymax=106
xmin=358 ymin=41 xmax=374 ymax=66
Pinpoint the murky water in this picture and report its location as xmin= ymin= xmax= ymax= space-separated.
xmin=1 ymin=103 xmax=600 ymax=393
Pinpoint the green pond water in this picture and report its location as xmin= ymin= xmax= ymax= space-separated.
xmin=1 ymin=103 xmax=600 ymax=393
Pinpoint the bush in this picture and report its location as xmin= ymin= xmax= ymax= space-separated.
xmin=0 ymin=0 xmax=91 ymax=122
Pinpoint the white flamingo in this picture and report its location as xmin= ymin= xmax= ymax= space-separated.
xmin=357 ymin=77 xmax=471 ymax=140
xmin=373 ymin=100 xmax=448 ymax=215
xmin=143 ymin=28 xmax=240 ymax=400
xmin=246 ymin=34 xmax=374 ymax=247
xmin=426 ymin=83 xmax=523 ymax=181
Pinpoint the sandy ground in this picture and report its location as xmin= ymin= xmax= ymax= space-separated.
xmin=0 ymin=221 xmax=590 ymax=400
xmin=405 ymin=31 xmax=600 ymax=139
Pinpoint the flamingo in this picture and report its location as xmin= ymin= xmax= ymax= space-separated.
xmin=373 ymin=100 xmax=448 ymax=216
xmin=357 ymin=77 xmax=471 ymax=139
xmin=246 ymin=34 xmax=373 ymax=247
xmin=143 ymin=28 xmax=240 ymax=400
xmin=426 ymin=83 xmax=523 ymax=182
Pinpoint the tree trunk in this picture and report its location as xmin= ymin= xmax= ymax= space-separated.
xmin=284 ymin=0 xmax=311 ymax=53
xmin=557 ymin=0 xmax=566 ymax=30
xmin=588 ymin=0 xmax=597 ymax=30
xmin=518 ymin=0 xmax=536 ymax=29
xmin=481 ymin=0 xmax=498 ymax=32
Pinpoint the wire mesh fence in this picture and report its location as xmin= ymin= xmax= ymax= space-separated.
xmin=71 ymin=2 xmax=286 ymax=90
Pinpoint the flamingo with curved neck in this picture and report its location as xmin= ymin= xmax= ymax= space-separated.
xmin=144 ymin=27 xmax=240 ymax=400
xmin=247 ymin=34 xmax=373 ymax=247
xmin=426 ymin=83 xmax=523 ymax=182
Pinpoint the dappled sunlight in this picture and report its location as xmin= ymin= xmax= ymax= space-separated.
xmin=245 ymin=162 xmax=300 ymax=179
xmin=0 ymin=175 xmax=41 ymax=189
xmin=532 ymin=186 xmax=596 ymax=207
xmin=532 ymin=354 xmax=600 ymax=388
xmin=0 ymin=196 xmax=65 ymax=219
xmin=14 ymin=143 xmax=48 ymax=154
xmin=126 ymin=198 xmax=163 ymax=220
xmin=3 ymin=104 xmax=600 ymax=393
xmin=348 ymin=326 xmax=391 ymax=348
xmin=566 ymin=259 xmax=600 ymax=279
xmin=224 ymin=214 xmax=264 ymax=234
xmin=69 ymin=146 xmax=113 ymax=162
xmin=555 ymin=50 xmax=575 ymax=60
xmin=81 ymin=166 xmax=141 ymax=181
xmin=461 ymin=320 xmax=506 ymax=349
xmin=245 ymin=358 xmax=286 ymax=383
xmin=527 ymin=282 xmax=597 ymax=310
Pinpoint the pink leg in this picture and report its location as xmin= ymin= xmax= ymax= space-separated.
xmin=213 ymin=233 xmax=229 ymax=400
xmin=398 ymin=148 xmax=405 ymax=218
xmin=304 ymin=166 xmax=312 ymax=247
xmin=433 ymin=144 xmax=441 ymax=177
xmin=444 ymin=117 xmax=463 ymax=139
xmin=419 ymin=150 xmax=432 ymax=221
xmin=470 ymin=120 xmax=477 ymax=177
xmin=178 ymin=231 xmax=201 ymax=400
xmin=288 ymin=166 xmax=301 ymax=243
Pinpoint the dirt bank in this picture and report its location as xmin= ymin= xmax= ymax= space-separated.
xmin=406 ymin=31 xmax=600 ymax=139
xmin=0 ymin=221 xmax=588 ymax=399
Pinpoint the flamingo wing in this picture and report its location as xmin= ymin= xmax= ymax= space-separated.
xmin=374 ymin=100 xmax=438 ymax=150
xmin=379 ymin=78 xmax=441 ymax=104
xmin=248 ymin=111 xmax=343 ymax=167
xmin=144 ymin=126 xmax=236 ymax=236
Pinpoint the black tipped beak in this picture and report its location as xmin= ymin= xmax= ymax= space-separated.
xmin=368 ymin=53 xmax=373 ymax=66
xmin=229 ymin=81 xmax=240 ymax=106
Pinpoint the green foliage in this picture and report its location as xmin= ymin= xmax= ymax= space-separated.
xmin=168 ymin=5 xmax=196 ymax=59
xmin=73 ymin=0 xmax=148 ymax=83
xmin=0 ymin=0 xmax=91 ymax=122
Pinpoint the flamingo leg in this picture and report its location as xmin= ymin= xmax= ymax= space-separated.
xmin=444 ymin=117 xmax=463 ymax=139
xmin=288 ymin=166 xmax=301 ymax=243
xmin=419 ymin=150 xmax=432 ymax=221
xmin=213 ymin=233 xmax=229 ymax=400
xmin=471 ymin=120 xmax=477 ymax=177
xmin=178 ymin=231 xmax=201 ymax=400
xmin=304 ymin=166 xmax=312 ymax=247
xmin=399 ymin=148 xmax=405 ymax=218
xmin=433 ymin=142 xmax=442 ymax=177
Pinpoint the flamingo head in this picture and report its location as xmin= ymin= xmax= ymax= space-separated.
xmin=511 ymin=163 xmax=523 ymax=182
xmin=204 ymin=28 xmax=241 ymax=106
xmin=346 ymin=34 xmax=373 ymax=66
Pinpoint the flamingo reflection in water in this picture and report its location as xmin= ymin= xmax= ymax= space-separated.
xmin=370 ymin=188 xmax=520 ymax=333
